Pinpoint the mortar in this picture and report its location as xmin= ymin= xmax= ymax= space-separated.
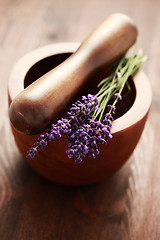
xmin=8 ymin=43 xmax=152 ymax=185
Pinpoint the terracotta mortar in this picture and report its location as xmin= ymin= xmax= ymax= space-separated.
xmin=8 ymin=43 xmax=152 ymax=185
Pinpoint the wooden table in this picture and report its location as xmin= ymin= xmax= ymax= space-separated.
xmin=0 ymin=0 xmax=160 ymax=239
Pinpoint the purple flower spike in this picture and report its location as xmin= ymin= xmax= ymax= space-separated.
xmin=113 ymin=93 xmax=122 ymax=101
xmin=27 ymin=94 xmax=114 ymax=163
xmin=107 ymin=105 xmax=116 ymax=115
xmin=27 ymin=147 xmax=38 ymax=159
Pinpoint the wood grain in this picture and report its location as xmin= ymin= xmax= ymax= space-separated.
xmin=0 ymin=0 xmax=160 ymax=239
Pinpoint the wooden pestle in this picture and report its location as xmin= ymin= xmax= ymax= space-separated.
xmin=9 ymin=13 xmax=138 ymax=135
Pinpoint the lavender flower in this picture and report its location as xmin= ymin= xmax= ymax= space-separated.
xmin=27 ymin=94 xmax=114 ymax=163
xmin=27 ymin=147 xmax=38 ymax=159
xmin=27 ymin=118 xmax=71 ymax=159
xmin=113 ymin=93 xmax=122 ymax=101
xmin=27 ymin=49 xmax=145 ymax=163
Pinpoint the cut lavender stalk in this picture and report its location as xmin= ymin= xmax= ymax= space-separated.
xmin=27 ymin=48 xmax=146 ymax=163
xmin=27 ymin=94 xmax=114 ymax=162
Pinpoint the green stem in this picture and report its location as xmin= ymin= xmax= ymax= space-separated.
xmin=93 ymin=48 xmax=146 ymax=121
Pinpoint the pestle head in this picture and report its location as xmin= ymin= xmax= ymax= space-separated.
xmin=9 ymin=91 xmax=52 ymax=135
xmin=10 ymin=106 xmax=31 ymax=135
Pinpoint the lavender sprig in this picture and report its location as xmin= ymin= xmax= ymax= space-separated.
xmin=27 ymin=49 xmax=146 ymax=163
xmin=27 ymin=94 xmax=113 ymax=162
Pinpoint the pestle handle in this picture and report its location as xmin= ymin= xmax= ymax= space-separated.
xmin=9 ymin=13 xmax=138 ymax=135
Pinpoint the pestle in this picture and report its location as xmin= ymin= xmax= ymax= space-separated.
xmin=9 ymin=13 xmax=138 ymax=135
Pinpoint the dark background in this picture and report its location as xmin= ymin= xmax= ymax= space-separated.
xmin=0 ymin=0 xmax=160 ymax=239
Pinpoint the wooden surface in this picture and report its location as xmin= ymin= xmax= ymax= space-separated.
xmin=0 ymin=0 xmax=160 ymax=239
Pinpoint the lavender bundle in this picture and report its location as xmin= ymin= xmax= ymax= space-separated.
xmin=27 ymin=49 xmax=146 ymax=163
